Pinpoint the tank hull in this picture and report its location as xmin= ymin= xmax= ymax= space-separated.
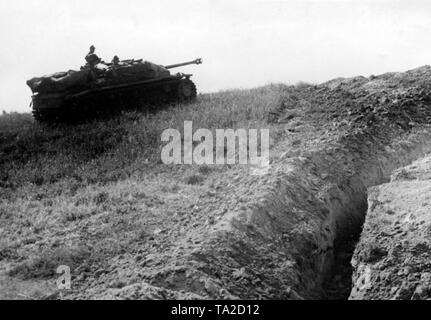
xmin=31 ymin=74 xmax=197 ymax=122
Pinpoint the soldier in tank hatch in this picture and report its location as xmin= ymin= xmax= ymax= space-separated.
xmin=109 ymin=55 xmax=121 ymax=81
xmin=111 ymin=55 xmax=120 ymax=65
xmin=84 ymin=45 xmax=103 ymax=83
xmin=85 ymin=45 xmax=102 ymax=67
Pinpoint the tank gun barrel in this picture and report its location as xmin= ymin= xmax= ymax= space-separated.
xmin=165 ymin=58 xmax=202 ymax=70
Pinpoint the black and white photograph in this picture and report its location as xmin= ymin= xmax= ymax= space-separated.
xmin=1 ymin=0 xmax=431 ymax=311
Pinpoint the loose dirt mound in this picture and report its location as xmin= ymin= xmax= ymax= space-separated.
xmin=350 ymin=155 xmax=431 ymax=300
xmin=1 ymin=66 xmax=431 ymax=299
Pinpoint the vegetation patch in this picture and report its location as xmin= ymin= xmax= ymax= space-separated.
xmin=8 ymin=246 xmax=91 ymax=280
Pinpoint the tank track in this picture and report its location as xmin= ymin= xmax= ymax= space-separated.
xmin=32 ymin=78 xmax=197 ymax=123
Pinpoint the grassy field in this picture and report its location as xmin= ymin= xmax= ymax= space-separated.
xmin=0 ymin=85 xmax=293 ymax=190
xmin=0 ymin=85 xmax=296 ymax=294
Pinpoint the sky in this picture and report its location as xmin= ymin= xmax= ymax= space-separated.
xmin=1 ymin=0 xmax=431 ymax=112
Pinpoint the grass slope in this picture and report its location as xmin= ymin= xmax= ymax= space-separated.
xmin=0 ymin=85 xmax=292 ymax=298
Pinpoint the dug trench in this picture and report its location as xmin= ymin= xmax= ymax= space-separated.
xmin=194 ymin=128 xmax=431 ymax=299
xmin=91 ymin=128 xmax=431 ymax=300
xmin=207 ymin=71 xmax=431 ymax=300
xmin=68 ymin=67 xmax=431 ymax=300
xmin=178 ymin=78 xmax=431 ymax=299
xmin=308 ymin=130 xmax=431 ymax=299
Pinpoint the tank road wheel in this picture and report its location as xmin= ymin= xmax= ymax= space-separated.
xmin=177 ymin=79 xmax=197 ymax=102
xmin=32 ymin=109 xmax=43 ymax=122
xmin=32 ymin=108 xmax=60 ymax=123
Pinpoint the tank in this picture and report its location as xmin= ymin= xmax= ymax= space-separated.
xmin=26 ymin=57 xmax=203 ymax=122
